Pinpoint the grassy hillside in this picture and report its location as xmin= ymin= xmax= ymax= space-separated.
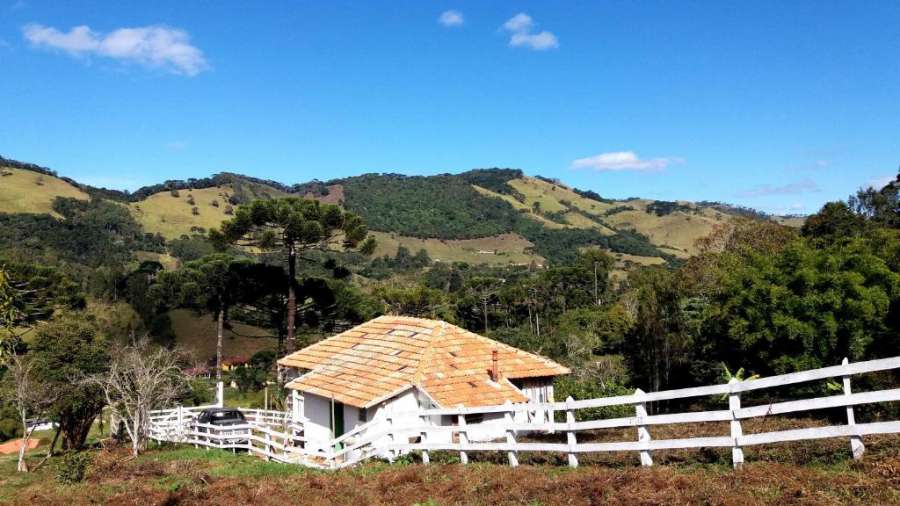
xmin=168 ymin=308 xmax=278 ymax=361
xmin=0 ymin=167 xmax=89 ymax=216
xmin=370 ymin=231 xmax=543 ymax=266
xmin=0 ymin=163 xmax=780 ymax=266
xmin=129 ymin=183 xmax=292 ymax=240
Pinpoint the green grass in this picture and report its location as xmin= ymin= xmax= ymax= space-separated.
xmin=128 ymin=183 xmax=292 ymax=240
xmin=0 ymin=167 xmax=89 ymax=216
xmin=168 ymin=308 xmax=278 ymax=361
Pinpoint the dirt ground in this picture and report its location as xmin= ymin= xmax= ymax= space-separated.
xmin=1 ymin=418 xmax=898 ymax=505
xmin=0 ymin=439 xmax=37 ymax=456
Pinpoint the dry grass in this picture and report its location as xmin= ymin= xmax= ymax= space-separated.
xmin=603 ymin=207 xmax=726 ymax=257
xmin=128 ymin=184 xmax=293 ymax=240
xmin=370 ymin=231 xmax=544 ymax=266
xmin=168 ymin=309 xmax=278 ymax=361
xmin=0 ymin=167 xmax=89 ymax=216
xmin=2 ymin=418 xmax=897 ymax=505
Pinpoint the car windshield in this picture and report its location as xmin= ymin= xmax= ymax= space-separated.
xmin=211 ymin=411 xmax=243 ymax=419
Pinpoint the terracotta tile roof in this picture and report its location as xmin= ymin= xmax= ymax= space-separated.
xmin=279 ymin=316 xmax=569 ymax=408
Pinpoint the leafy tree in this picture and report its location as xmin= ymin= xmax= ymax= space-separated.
xmin=699 ymin=238 xmax=900 ymax=376
xmin=169 ymin=235 xmax=216 ymax=262
xmin=157 ymin=254 xmax=276 ymax=379
xmin=801 ymin=201 xmax=867 ymax=245
xmin=211 ymin=198 xmax=375 ymax=351
xmin=0 ymin=268 xmax=17 ymax=361
xmin=578 ymin=249 xmax=615 ymax=305
xmin=372 ymin=283 xmax=455 ymax=321
xmin=849 ymin=169 xmax=899 ymax=227
xmin=622 ymin=266 xmax=692 ymax=394
xmin=28 ymin=314 xmax=110 ymax=449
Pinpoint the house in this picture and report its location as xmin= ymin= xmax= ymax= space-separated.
xmin=277 ymin=315 xmax=569 ymax=456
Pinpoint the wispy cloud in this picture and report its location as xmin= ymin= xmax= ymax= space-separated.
xmin=438 ymin=10 xmax=464 ymax=27
xmin=0 ymin=39 xmax=9 ymax=49
xmin=11 ymin=0 xmax=26 ymax=11
xmin=501 ymin=13 xmax=558 ymax=51
xmin=864 ymin=174 xmax=895 ymax=190
xmin=759 ymin=202 xmax=807 ymax=215
xmin=22 ymin=23 xmax=209 ymax=76
xmin=571 ymin=151 xmax=681 ymax=172
xmin=736 ymin=179 xmax=820 ymax=198
xmin=166 ymin=141 xmax=188 ymax=151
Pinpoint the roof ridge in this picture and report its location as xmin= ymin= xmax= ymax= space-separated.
xmin=412 ymin=319 xmax=446 ymax=387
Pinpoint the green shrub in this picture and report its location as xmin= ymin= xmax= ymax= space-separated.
xmin=55 ymin=451 xmax=93 ymax=484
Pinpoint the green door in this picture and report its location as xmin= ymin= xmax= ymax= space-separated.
xmin=332 ymin=401 xmax=345 ymax=451
xmin=333 ymin=401 xmax=345 ymax=437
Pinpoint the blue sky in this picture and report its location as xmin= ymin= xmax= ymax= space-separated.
xmin=1 ymin=1 xmax=898 ymax=214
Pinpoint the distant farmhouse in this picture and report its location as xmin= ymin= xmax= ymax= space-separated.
xmin=278 ymin=316 xmax=569 ymax=455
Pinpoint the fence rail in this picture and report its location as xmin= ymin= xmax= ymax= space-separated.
xmin=149 ymin=356 xmax=900 ymax=469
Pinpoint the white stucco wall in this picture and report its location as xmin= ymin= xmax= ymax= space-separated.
xmin=296 ymin=376 xmax=559 ymax=458
xmin=301 ymin=392 xmax=334 ymax=455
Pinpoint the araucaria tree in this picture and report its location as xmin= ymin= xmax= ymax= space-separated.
xmin=0 ymin=267 xmax=18 ymax=362
xmin=82 ymin=340 xmax=188 ymax=456
xmin=211 ymin=198 xmax=375 ymax=351
xmin=157 ymin=255 xmax=284 ymax=382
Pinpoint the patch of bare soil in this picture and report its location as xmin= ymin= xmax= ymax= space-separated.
xmin=0 ymin=438 xmax=38 ymax=455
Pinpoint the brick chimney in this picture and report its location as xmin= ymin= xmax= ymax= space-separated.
xmin=490 ymin=350 xmax=500 ymax=381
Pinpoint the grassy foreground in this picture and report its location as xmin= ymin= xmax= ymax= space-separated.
xmin=1 ymin=430 xmax=898 ymax=506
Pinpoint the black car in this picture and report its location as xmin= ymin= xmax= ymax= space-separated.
xmin=195 ymin=408 xmax=248 ymax=445
xmin=196 ymin=408 xmax=247 ymax=426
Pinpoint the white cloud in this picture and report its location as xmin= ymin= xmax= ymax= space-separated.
xmin=166 ymin=141 xmax=188 ymax=151
xmin=23 ymin=23 xmax=209 ymax=76
xmin=758 ymin=202 xmax=807 ymax=215
xmin=501 ymin=12 xmax=558 ymax=51
xmin=864 ymin=175 xmax=895 ymax=190
xmin=571 ymin=151 xmax=680 ymax=172
xmin=503 ymin=13 xmax=533 ymax=33
xmin=736 ymin=179 xmax=820 ymax=198
xmin=509 ymin=31 xmax=559 ymax=51
xmin=438 ymin=10 xmax=464 ymax=27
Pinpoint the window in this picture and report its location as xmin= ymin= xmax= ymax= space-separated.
xmin=464 ymin=413 xmax=484 ymax=425
xmin=358 ymin=407 xmax=368 ymax=422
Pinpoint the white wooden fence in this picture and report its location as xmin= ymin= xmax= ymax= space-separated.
xmin=149 ymin=356 xmax=900 ymax=469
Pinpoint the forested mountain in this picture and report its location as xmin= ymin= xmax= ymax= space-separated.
xmin=0 ymin=158 xmax=771 ymax=269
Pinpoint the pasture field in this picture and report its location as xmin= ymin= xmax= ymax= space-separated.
xmin=0 ymin=168 xmax=89 ymax=216
xmin=369 ymin=231 xmax=544 ymax=266
xmin=128 ymin=184 xmax=290 ymax=240
xmin=168 ymin=309 xmax=278 ymax=361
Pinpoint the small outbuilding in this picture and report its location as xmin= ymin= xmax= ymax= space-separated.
xmin=277 ymin=316 xmax=569 ymax=456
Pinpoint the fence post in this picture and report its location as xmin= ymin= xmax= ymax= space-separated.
xmin=457 ymin=405 xmax=469 ymax=465
xmin=842 ymin=357 xmax=866 ymax=460
xmin=419 ymin=413 xmax=430 ymax=464
xmin=216 ymin=381 xmax=224 ymax=408
xmin=265 ymin=428 xmax=272 ymax=461
xmin=565 ymin=396 xmax=578 ymax=468
xmin=728 ymin=378 xmax=744 ymax=469
xmin=634 ymin=389 xmax=652 ymax=467
xmin=503 ymin=400 xmax=518 ymax=467
xmin=176 ymin=405 xmax=184 ymax=443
